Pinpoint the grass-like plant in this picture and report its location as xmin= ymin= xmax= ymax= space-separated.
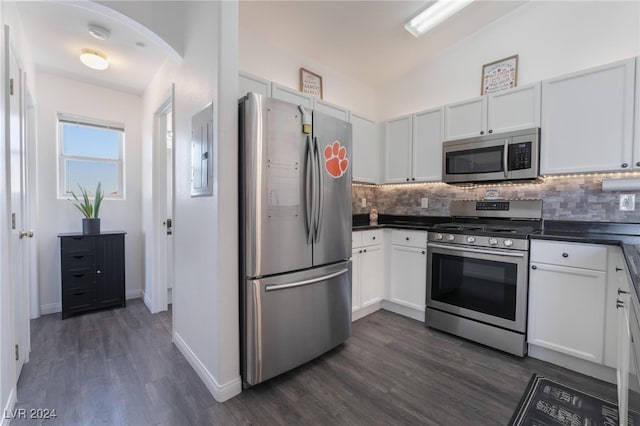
xmin=69 ymin=182 xmax=104 ymax=219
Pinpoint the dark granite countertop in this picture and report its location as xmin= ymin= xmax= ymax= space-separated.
xmin=352 ymin=214 xmax=450 ymax=231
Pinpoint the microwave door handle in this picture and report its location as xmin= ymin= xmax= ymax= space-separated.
xmin=503 ymin=139 xmax=509 ymax=178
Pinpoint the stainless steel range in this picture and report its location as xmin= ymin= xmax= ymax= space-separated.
xmin=426 ymin=199 xmax=542 ymax=356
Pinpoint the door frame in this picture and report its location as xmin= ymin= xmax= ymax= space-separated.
xmin=151 ymin=86 xmax=174 ymax=313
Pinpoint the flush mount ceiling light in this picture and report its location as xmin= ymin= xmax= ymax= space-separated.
xmin=88 ymin=24 xmax=110 ymax=41
xmin=80 ymin=48 xmax=109 ymax=70
xmin=405 ymin=0 xmax=475 ymax=37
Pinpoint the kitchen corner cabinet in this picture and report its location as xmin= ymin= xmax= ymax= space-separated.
xmin=604 ymin=246 xmax=633 ymax=369
xmin=384 ymin=107 xmax=443 ymax=183
xmin=59 ymin=232 xmax=126 ymax=319
xmin=541 ymin=57 xmax=636 ymax=174
xmin=389 ymin=230 xmax=427 ymax=312
xmin=351 ymin=113 xmax=378 ymax=183
xmin=239 ymin=71 xmax=271 ymax=99
xmin=528 ymin=240 xmax=607 ymax=364
xmin=352 ymin=230 xmax=384 ymax=315
xmin=443 ymin=82 xmax=541 ymax=141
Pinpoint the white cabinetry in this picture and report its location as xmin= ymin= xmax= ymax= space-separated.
xmin=604 ymin=246 xmax=632 ymax=369
xmin=352 ymin=230 xmax=384 ymax=320
xmin=238 ymin=71 xmax=271 ymax=98
xmin=541 ymin=58 xmax=636 ymax=174
xmin=389 ymin=230 xmax=427 ymax=313
xmin=314 ymin=98 xmax=349 ymax=121
xmin=443 ymin=83 xmax=541 ymax=141
xmin=384 ymin=108 xmax=444 ymax=183
xmin=271 ymin=82 xmax=314 ymax=109
xmin=351 ymin=113 xmax=378 ymax=183
xmin=384 ymin=115 xmax=413 ymax=183
xmin=413 ymin=107 xmax=444 ymax=182
xmin=528 ymin=240 xmax=607 ymax=364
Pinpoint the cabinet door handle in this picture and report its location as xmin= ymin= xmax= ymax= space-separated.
xmin=372 ymin=236 xmax=376 ymax=240
xmin=616 ymin=267 xmax=624 ymax=272
xmin=406 ymin=178 xmax=410 ymax=182
xmin=363 ymin=249 xmax=367 ymax=253
xmin=480 ymin=131 xmax=484 ymax=135
xmin=531 ymin=265 xmax=537 ymax=270
xmin=412 ymin=177 xmax=416 ymax=181
xmin=562 ymin=253 xmax=569 ymax=258
xmin=622 ymin=163 xmax=629 ymax=168
xmin=488 ymin=129 xmax=493 ymax=134
xmin=421 ymin=250 xmax=425 ymax=255
xmin=617 ymin=299 xmax=625 ymax=309
xmin=96 ymin=270 xmax=102 ymax=274
xmin=406 ymin=237 xmax=410 ymax=241
xmin=359 ymin=250 xmax=362 ymax=253
xmin=619 ymin=288 xmax=630 ymax=295
xmin=636 ymin=161 xmax=640 ymax=167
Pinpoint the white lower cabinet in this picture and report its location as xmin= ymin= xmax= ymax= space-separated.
xmin=389 ymin=230 xmax=427 ymax=312
xmin=352 ymin=230 xmax=384 ymax=319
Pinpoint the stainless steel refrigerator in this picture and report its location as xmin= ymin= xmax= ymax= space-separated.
xmin=239 ymin=92 xmax=352 ymax=387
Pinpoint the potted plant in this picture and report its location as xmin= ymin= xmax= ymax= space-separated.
xmin=69 ymin=182 xmax=104 ymax=234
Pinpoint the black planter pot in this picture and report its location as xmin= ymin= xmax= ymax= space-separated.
xmin=82 ymin=218 xmax=100 ymax=235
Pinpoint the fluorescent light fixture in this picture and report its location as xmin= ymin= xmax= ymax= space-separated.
xmin=405 ymin=0 xmax=475 ymax=37
xmin=80 ymin=48 xmax=109 ymax=70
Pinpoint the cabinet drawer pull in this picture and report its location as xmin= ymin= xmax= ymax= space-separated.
xmin=406 ymin=237 xmax=410 ymax=241
xmin=363 ymin=249 xmax=367 ymax=253
xmin=421 ymin=250 xmax=425 ymax=255
xmin=562 ymin=253 xmax=569 ymax=258
xmin=622 ymin=163 xmax=629 ymax=168
xmin=531 ymin=265 xmax=537 ymax=270
xmin=636 ymin=162 xmax=640 ymax=167
xmin=616 ymin=267 xmax=623 ymax=272
xmin=372 ymin=236 xmax=376 ymax=240
xmin=359 ymin=250 xmax=363 ymax=253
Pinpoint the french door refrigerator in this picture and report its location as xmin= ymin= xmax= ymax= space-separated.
xmin=239 ymin=92 xmax=352 ymax=387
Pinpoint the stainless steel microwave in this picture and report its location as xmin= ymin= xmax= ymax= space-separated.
xmin=442 ymin=127 xmax=540 ymax=184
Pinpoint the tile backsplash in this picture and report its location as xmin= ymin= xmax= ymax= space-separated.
xmin=353 ymin=174 xmax=640 ymax=223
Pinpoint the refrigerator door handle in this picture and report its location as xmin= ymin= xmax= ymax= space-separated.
xmin=304 ymin=135 xmax=314 ymax=244
xmin=313 ymin=136 xmax=324 ymax=243
xmin=264 ymin=268 xmax=349 ymax=292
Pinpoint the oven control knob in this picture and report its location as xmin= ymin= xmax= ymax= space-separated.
xmin=489 ymin=237 xmax=498 ymax=245
xmin=447 ymin=234 xmax=455 ymax=241
xmin=434 ymin=233 xmax=443 ymax=240
xmin=466 ymin=236 xmax=476 ymax=244
xmin=503 ymin=239 xmax=514 ymax=247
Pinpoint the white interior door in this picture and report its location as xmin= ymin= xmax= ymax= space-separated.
xmin=9 ymin=42 xmax=29 ymax=377
xmin=152 ymin=88 xmax=174 ymax=312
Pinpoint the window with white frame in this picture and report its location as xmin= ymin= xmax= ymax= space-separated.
xmin=58 ymin=114 xmax=124 ymax=199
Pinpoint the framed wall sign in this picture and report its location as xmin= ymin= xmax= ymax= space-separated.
xmin=481 ymin=54 xmax=518 ymax=95
xmin=300 ymin=67 xmax=323 ymax=99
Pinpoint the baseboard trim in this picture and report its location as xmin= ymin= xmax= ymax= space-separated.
xmin=126 ymin=289 xmax=142 ymax=300
xmin=1 ymin=387 xmax=17 ymax=426
xmin=352 ymin=302 xmax=381 ymax=322
xmin=381 ymin=300 xmax=425 ymax=322
xmin=40 ymin=302 xmax=61 ymax=315
xmin=172 ymin=331 xmax=242 ymax=402
xmin=143 ymin=291 xmax=153 ymax=312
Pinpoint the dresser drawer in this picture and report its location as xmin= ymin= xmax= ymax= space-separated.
xmin=391 ymin=230 xmax=427 ymax=249
xmin=63 ymin=289 xmax=96 ymax=312
xmin=62 ymin=254 xmax=94 ymax=271
xmin=530 ymin=240 xmax=607 ymax=271
xmin=62 ymin=270 xmax=95 ymax=292
xmin=61 ymin=236 xmax=94 ymax=256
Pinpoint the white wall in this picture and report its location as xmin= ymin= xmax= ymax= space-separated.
xmin=141 ymin=1 xmax=240 ymax=402
xmin=377 ymin=1 xmax=640 ymax=120
xmin=35 ymin=72 xmax=143 ymax=314
xmin=240 ymin=27 xmax=376 ymax=119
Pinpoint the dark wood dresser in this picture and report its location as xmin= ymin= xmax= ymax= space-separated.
xmin=58 ymin=232 xmax=126 ymax=319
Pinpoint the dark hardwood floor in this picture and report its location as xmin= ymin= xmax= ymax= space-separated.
xmin=13 ymin=299 xmax=617 ymax=425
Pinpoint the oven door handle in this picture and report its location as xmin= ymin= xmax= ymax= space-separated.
xmin=427 ymin=243 xmax=526 ymax=258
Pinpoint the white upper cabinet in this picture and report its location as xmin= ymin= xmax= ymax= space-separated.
xmin=351 ymin=113 xmax=378 ymax=183
xmin=444 ymin=96 xmax=487 ymax=140
xmin=413 ymin=107 xmax=444 ymax=182
xmin=384 ymin=115 xmax=413 ymax=183
xmin=271 ymin=82 xmax=314 ymax=109
xmin=314 ymin=98 xmax=349 ymax=121
xmin=444 ymin=83 xmax=541 ymax=141
xmin=238 ymin=71 xmax=271 ymax=99
xmin=541 ymin=57 xmax=636 ymax=174
xmin=487 ymin=82 xmax=541 ymax=134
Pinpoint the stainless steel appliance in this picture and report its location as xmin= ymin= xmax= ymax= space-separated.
xmin=442 ymin=127 xmax=540 ymax=184
xmin=239 ymin=92 xmax=352 ymax=387
xmin=426 ymin=199 xmax=542 ymax=356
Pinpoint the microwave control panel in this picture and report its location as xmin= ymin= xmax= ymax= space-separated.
xmin=508 ymin=141 xmax=532 ymax=171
